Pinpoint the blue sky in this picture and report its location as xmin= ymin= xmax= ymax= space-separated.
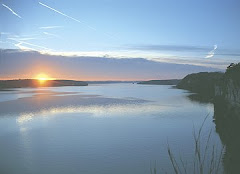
xmin=0 ymin=0 xmax=240 ymax=79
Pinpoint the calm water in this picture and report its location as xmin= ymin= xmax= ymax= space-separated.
xmin=0 ymin=84 xmax=222 ymax=174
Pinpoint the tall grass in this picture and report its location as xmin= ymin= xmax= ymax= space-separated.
xmin=151 ymin=116 xmax=225 ymax=174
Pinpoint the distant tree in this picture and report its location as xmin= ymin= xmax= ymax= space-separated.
xmin=225 ymin=63 xmax=240 ymax=83
xmin=227 ymin=63 xmax=235 ymax=69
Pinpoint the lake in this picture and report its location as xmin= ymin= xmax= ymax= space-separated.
xmin=0 ymin=83 xmax=222 ymax=174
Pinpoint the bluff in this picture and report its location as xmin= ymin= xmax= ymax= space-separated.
xmin=213 ymin=63 xmax=240 ymax=174
xmin=177 ymin=63 xmax=240 ymax=116
xmin=177 ymin=64 xmax=240 ymax=173
xmin=177 ymin=72 xmax=224 ymax=97
xmin=215 ymin=63 xmax=240 ymax=107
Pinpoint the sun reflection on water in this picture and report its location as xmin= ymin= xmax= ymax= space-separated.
xmin=16 ymin=103 xmax=174 ymax=124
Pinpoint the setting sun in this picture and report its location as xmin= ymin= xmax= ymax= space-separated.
xmin=35 ymin=74 xmax=54 ymax=83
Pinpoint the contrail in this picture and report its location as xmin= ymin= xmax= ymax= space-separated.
xmin=10 ymin=37 xmax=52 ymax=51
xmin=43 ymin=32 xmax=61 ymax=38
xmin=205 ymin=44 xmax=217 ymax=58
xmin=15 ymin=42 xmax=36 ymax=51
xmin=18 ymin=41 xmax=52 ymax=50
xmin=38 ymin=2 xmax=96 ymax=31
xmin=2 ymin=4 xmax=22 ymax=19
xmin=40 ymin=26 xmax=63 ymax=29
xmin=0 ymin=32 xmax=11 ymax=35
xmin=10 ymin=37 xmax=39 ymax=41
xmin=38 ymin=2 xmax=118 ymax=40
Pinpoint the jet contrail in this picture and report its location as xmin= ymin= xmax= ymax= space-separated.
xmin=40 ymin=26 xmax=63 ymax=29
xmin=10 ymin=37 xmax=52 ymax=51
xmin=9 ymin=37 xmax=39 ymax=41
xmin=38 ymin=2 xmax=96 ymax=31
xmin=205 ymin=44 xmax=217 ymax=58
xmin=0 ymin=32 xmax=11 ymax=35
xmin=38 ymin=2 xmax=118 ymax=40
xmin=2 ymin=4 xmax=22 ymax=19
xmin=15 ymin=42 xmax=36 ymax=51
xmin=19 ymin=41 xmax=52 ymax=50
xmin=43 ymin=32 xmax=61 ymax=38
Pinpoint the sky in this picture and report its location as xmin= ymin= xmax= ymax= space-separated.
xmin=0 ymin=0 xmax=240 ymax=80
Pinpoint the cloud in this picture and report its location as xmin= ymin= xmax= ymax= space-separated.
xmin=152 ymin=56 xmax=229 ymax=69
xmin=125 ymin=44 xmax=240 ymax=59
xmin=127 ymin=44 xmax=210 ymax=52
xmin=39 ymin=26 xmax=63 ymax=30
xmin=205 ymin=44 xmax=217 ymax=58
xmin=0 ymin=32 xmax=11 ymax=35
xmin=4 ymin=47 xmax=231 ymax=70
xmin=0 ymin=49 xmax=222 ymax=81
xmin=43 ymin=32 xmax=61 ymax=39
xmin=2 ymin=4 xmax=22 ymax=19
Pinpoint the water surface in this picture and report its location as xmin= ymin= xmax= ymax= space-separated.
xmin=0 ymin=84 xmax=222 ymax=174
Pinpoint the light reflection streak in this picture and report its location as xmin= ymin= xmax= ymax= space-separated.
xmin=17 ymin=103 xmax=174 ymax=124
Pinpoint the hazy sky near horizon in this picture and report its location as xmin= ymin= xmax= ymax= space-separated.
xmin=0 ymin=0 xmax=240 ymax=80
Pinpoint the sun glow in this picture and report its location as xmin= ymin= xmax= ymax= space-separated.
xmin=35 ymin=74 xmax=54 ymax=83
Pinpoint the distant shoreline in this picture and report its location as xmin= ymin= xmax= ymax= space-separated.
xmin=0 ymin=79 xmax=185 ymax=89
xmin=0 ymin=79 xmax=88 ymax=89
xmin=137 ymin=79 xmax=181 ymax=85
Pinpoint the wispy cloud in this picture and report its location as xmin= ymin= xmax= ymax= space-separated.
xmin=18 ymin=38 xmax=39 ymax=41
xmin=205 ymin=44 xmax=217 ymax=58
xmin=0 ymin=32 xmax=11 ymax=35
xmin=39 ymin=26 xmax=63 ymax=30
xmin=8 ymin=37 xmax=39 ymax=41
xmin=127 ymin=44 xmax=210 ymax=52
xmin=43 ymin=32 xmax=61 ymax=39
xmin=2 ymin=4 xmax=22 ymax=19
xmin=1 ymin=49 xmax=224 ymax=81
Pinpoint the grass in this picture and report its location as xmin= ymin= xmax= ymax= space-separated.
xmin=151 ymin=116 xmax=225 ymax=174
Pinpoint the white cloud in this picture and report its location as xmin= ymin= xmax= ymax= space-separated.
xmin=205 ymin=44 xmax=217 ymax=58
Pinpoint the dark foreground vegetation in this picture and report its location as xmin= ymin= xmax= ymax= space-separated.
xmin=175 ymin=63 xmax=240 ymax=174
xmin=157 ymin=117 xmax=225 ymax=174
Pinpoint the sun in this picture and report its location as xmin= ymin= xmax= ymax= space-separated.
xmin=35 ymin=74 xmax=54 ymax=83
